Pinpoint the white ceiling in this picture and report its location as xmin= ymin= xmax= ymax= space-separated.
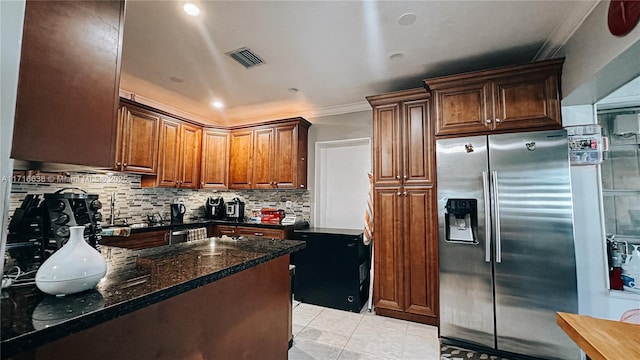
xmin=120 ymin=0 xmax=599 ymax=125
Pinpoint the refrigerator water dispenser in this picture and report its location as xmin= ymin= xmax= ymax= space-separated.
xmin=445 ymin=199 xmax=477 ymax=243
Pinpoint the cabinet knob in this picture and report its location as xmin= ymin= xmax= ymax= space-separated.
xmin=486 ymin=119 xmax=492 ymax=124
xmin=397 ymin=192 xmax=401 ymax=196
xmin=116 ymin=162 xmax=121 ymax=167
xmin=396 ymin=175 xmax=400 ymax=180
xmin=300 ymin=184 xmax=304 ymax=188
xmin=495 ymin=118 xmax=501 ymax=123
xmin=301 ymin=157 xmax=305 ymax=161
xmin=201 ymin=182 xmax=204 ymax=186
xmin=403 ymin=191 xmax=407 ymax=196
xmin=123 ymin=163 xmax=127 ymax=167
xmin=403 ymin=175 xmax=407 ymax=179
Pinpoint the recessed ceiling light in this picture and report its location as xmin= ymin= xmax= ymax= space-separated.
xmin=398 ymin=13 xmax=416 ymax=26
xmin=212 ymin=101 xmax=224 ymax=109
xmin=288 ymin=88 xmax=299 ymax=93
xmin=183 ymin=3 xmax=200 ymax=17
xmin=389 ymin=52 xmax=404 ymax=61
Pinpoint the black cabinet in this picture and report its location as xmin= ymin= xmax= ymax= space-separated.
xmin=290 ymin=228 xmax=371 ymax=312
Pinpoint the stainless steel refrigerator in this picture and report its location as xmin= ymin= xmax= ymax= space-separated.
xmin=436 ymin=130 xmax=579 ymax=360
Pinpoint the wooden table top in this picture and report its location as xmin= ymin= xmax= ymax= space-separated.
xmin=556 ymin=312 xmax=640 ymax=360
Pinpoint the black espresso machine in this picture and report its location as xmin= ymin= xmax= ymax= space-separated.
xmin=205 ymin=196 xmax=225 ymax=219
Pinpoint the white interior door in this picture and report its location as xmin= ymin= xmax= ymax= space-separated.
xmin=315 ymin=138 xmax=371 ymax=229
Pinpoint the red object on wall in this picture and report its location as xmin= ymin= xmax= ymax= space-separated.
xmin=608 ymin=0 xmax=640 ymax=36
xmin=610 ymin=267 xmax=624 ymax=290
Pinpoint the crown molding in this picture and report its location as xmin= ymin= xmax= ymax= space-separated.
xmin=533 ymin=0 xmax=600 ymax=61
xmin=305 ymin=101 xmax=372 ymax=119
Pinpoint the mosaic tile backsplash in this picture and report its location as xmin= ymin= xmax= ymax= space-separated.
xmin=9 ymin=173 xmax=310 ymax=227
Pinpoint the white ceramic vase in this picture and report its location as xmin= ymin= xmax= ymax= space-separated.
xmin=36 ymin=226 xmax=107 ymax=296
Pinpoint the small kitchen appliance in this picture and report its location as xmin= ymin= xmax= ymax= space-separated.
xmin=205 ymin=196 xmax=225 ymax=219
xmin=225 ymin=198 xmax=245 ymax=221
xmin=42 ymin=188 xmax=103 ymax=251
xmin=170 ymin=203 xmax=186 ymax=224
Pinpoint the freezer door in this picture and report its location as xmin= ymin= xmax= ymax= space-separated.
xmin=436 ymin=136 xmax=494 ymax=349
xmin=488 ymin=130 xmax=579 ymax=360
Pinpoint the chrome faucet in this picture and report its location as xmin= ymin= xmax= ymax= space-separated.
xmin=109 ymin=191 xmax=116 ymax=226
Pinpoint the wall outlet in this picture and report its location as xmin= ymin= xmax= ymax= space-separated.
xmin=286 ymin=201 xmax=292 ymax=208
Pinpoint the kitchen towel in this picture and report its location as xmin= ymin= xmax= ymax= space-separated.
xmin=363 ymin=172 xmax=373 ymax=245
xmin=187 ymin=227 xmax=207 ymax=242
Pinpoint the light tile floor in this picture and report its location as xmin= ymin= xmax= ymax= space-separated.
xmin=289 ymin=302 xmax=441 ymax=360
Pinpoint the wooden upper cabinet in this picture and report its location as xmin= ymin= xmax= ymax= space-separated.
xmin=372 ymin=103 xmax=402 ymax=186
xmin=179 ymin=123 xmax=202 ymax=189
xmin=402 ymin=99 xmax=433 ymax=185
xmin=430 ymin=81 xmax=493 ymax=136
xmin=201 ymin=129 xmax=230 ymax=189
xmin=116 ymin=105 xmax=160 ymax=174
xmin=274 ymin=124 xmax=300 ymax=189
xmin=156 ymin=118 xmax=181 ymax=186
xmin=492 ymin=69 xmax=561 ymax=131
xmin=11 ymin=1 xmax=125 ymax=167
xmin=368 ymin=88 xmax=433 ymax=187
xmin=148 ymin=118 xmax=201 ymax=189
xmin=229 ymin=130 xmax=254 ymax=189
xmin=233 ymin=118 xmax=310 ymax=190
xmin=425 ymin=58 xmax=564 ymax=137
xmin=252 ymin=128 xmax=276 ymax=189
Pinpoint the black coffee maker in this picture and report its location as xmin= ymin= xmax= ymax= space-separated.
xmin=205 ymin=197 xmax=225 ymax=219
xmin=170 ymin=203 xmax=186 ymax=224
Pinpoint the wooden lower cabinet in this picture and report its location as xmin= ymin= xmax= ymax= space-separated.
xmin=236 ymin=226 xmax=286 ymax=239
xmin=373 ymin=186 xmax=438 ymax=325
xmin=99 ymin=230 xmax=169 ymax=249
xmin=212 ymin=225 xmax=288 ymax=240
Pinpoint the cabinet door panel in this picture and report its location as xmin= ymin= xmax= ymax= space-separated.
xmin=252 ymin=128 xmax=275 ymax=189
xmin=274 ymin=124 xmax=298 ymax=189
xmin=373 ymin=188 xmax=404 ymax=311
xmin=493 ymin=70 xmax=562 ymax=131
xmin=201 ymin=130 xmax=229 ymax=189
xmin=403 ymin=187 xmax=438 ymax=319
xmin=403 ymin=99 xmax=433 ymax=185
xmin=179 ymin=124 xmax=202 ymax=189
xmin=373 ymin=104 xmax=402 ymax=186
xmin=434 ymin=82 xmax=492 ymax=136
xmin=122 ymin=108 xmax=160 ymax=174
xmin=156 ymin=119 xmax=181 ymax=187
xmin=229 ymin=130 xmax=253 ymax=189
xmin=11 ymin=0 xmax=123 ymax=167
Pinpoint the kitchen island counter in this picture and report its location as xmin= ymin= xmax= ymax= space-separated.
xmin=1 ymin=237 xmax=305 ymax=359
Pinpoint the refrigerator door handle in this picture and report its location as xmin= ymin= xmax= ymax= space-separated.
xmin=482 ymin=171 xmax=491 ymax=263
xmin=492 ymin=170 xmax=502 ymax=263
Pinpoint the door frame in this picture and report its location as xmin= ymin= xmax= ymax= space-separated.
xmin=314 ymin=137 xmax=372 ymax=228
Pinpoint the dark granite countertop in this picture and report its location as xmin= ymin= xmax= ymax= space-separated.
xmin=105 ymin=218 xmax=309 ymax=234
xmin=0 ymin=237 xmax=305 ymax=358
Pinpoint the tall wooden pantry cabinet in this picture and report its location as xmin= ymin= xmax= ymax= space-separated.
xmin=366 ymin=88 xmax=439 ymax=326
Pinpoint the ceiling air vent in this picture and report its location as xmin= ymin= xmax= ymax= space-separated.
xmin=225 ymin=47 xmax=265 ymax=69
